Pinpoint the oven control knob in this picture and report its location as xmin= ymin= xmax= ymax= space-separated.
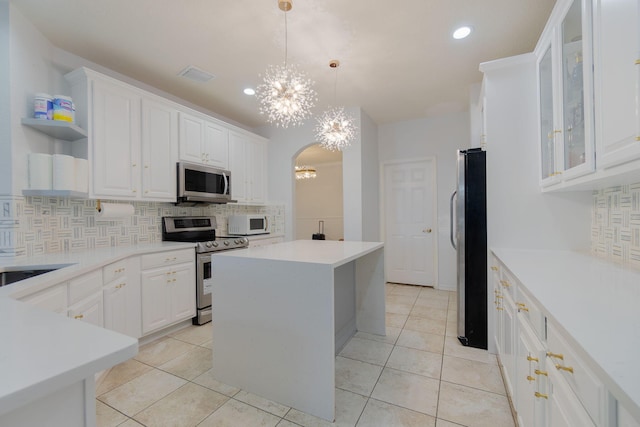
xmin=242 ymin=238 xmax=249 ymax=244
xmin=205 ymin=241 xmax=213 ymax=248
xmin=212 ymin=241 xmax=219 ymax=247
xmin=234 ymin=239 xmax=241 ymax=244
xmin=224 ymin=240 xmax=230 ymax=246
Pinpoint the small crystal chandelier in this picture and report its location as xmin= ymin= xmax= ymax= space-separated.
xmin=256 ymin=0 xmax=317 ymax=128
xmin=295 ymin=165 xmax=317 ymax=180
xmin=315 ymin=60 xmax=356 ymax=151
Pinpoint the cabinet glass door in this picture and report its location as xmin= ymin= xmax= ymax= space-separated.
xmin=561 ymin=0 xmax=586 ymax=170
xmin=539 ymin=45 xmax=556 ymax=182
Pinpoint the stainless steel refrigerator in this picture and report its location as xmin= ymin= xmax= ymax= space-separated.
xmin=450 ymin=148 xmax=487 ymax=349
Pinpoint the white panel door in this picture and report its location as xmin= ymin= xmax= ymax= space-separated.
xmin=91 ymin=79 xmax=140 ymax=198
xmin=383 ymin=159 xmax=436 ymax=286
xmin=141 ymin=270 xmax=171 ymax=334
xmin=170 ymin=263 xmax=196 ymax=322
xmin=141 ymin=97 xmax=178 ymax=201
xmin=178 ymin=112 xmax=205 ymax=164
xmin=203 ymin=121 xmax=229 ymax=169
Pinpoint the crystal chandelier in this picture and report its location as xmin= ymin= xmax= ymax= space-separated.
xmin=315 ymin=60 xmax=356 ymax=151
xmin=295 ymin=165 xmax=317 ymax=180
xmin=256 ymin=0 xmax=317 ymax=128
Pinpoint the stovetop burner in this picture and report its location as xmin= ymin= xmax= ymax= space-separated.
xmin=162 ymin=216 xmax=249 ymax=253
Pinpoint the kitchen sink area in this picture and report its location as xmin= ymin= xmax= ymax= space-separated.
xmin=0 ymin=265 xmax=71 ymax=287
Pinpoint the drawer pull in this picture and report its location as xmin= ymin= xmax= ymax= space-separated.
xmin=496 ymin=307 xmax=503 ymax=311
xmin=74 ymin=314 xmax=84 ymax=319
xmin=527 ymin=375 xmax=536 ymax=382
xmin=547 ymin=352 xmax=564 ymax=360
xmin=527 ymin=355 xmax=539 ymax=362
xmin=500 ymin=280 xmax=511 ymax=287
xmin=491 ymin=266 xmax=499 ymax=271
xmin=495 ymin=295 xmax=503 ymax=299
xmin=534 ymin=392 xmax=548 ymax=399
xmin=535 ymin=369 xmax=548 ymax=377
xmin=556 ymin=364 xmax=574 ymax=374
xmin=518 ymin=306 xmax=529 ymax=312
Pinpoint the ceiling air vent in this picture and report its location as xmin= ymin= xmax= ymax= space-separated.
xmin=178 ymin=66 xmax=216 ymax=83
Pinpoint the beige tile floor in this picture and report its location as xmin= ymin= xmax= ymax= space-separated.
xmin=96 ymin=283 xmax=515 ymax=427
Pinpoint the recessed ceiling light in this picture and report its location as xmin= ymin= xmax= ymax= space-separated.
xmin=244 ymin=88 xmax=256 ymax=96
xmin=453 ymin=26 xmax=472 ymax=40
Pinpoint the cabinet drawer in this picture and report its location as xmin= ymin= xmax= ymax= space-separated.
xmin=68 ymin=270 xmax=103 ymax=305
xmin=141 ymin=249 xmax=194 ymax=270
xmin=515 ymin=285 xmax=545 ymax=342
xmin=103 ymin=259 xmax=128 ymax=284
xmin=546 ymin=321 xmax=605 ymax=426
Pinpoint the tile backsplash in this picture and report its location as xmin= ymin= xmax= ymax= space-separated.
xmin=592 ymin=182 xmax=640 ymax=268
xmin=0 ymin=196 xmax=284 ymax=258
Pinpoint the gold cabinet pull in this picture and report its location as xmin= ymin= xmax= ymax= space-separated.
xmin=547 ymin=352 xmax=564 ymax=360
xmin=527 ymin=375 xmax=536 ymax=382
xmin=636 ymin=136 xmax=640 ymax=141
xmin=556 ymin=364 xmax=574 ymax=374
xmin=496 ymin=307 xmax=504 ymax=311
xmin=518 ymin=306 xmax=529 ymax=312
xmin=527 ymin=355 xmax=539 ymax=362
xmin=535 ymin=369 xmax=548 ymax=377
xmin=500 ymin=280 xmax=511 ymax=287
xmin=74 ymin=314 xmax=84 ymax=319
xmin=422 ymin=228 xmax=432 ymax=233
xmin=535 ymin=392 xmax=548 ymax=399
xmin=491 ymin=266 xmax=499 ymax=271
xmin=635 ymin=59 xmax=640 ymax=65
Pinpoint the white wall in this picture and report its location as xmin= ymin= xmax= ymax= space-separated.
xmin=360 ymin=109 xmax=380 ymax=242
xmin=481 ymin=54 xmax=592 ymax=354
xmin=481 ymin=55 xmax=592 ymax=252
xmin=0 ymin=2 xmax=11 ymax=195
xmin=260 ymin=107 xmax=379 ymax=243
xmin=295 ymin=162 xmax=344 ymax=240
xmin=378 ymin=113 xmax=469 ymax=290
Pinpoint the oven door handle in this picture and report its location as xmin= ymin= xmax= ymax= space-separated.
xmin=223 ymin=173 xmax=229 ymax=196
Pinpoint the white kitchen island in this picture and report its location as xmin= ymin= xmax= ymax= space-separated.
xmin=210 ymin=240 xmax=385 ymax=421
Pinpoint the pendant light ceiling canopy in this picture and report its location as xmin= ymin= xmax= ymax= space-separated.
xmin=256 ymin=0 xmax=317 ymax=128
xmin=316 ymin=60 xmax=357 ymax=151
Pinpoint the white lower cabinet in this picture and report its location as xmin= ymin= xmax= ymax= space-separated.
xmin=516 ymin=317 xmax=547 ymax=427
xmin=103 ymin=257 xmax=141 ymax=338
xmin=21 ymin=283 xmax=67 ymax=314
xmin=68 ymin=292 xmax=103 ymax=328
xmin=140 ymin=249 xmax=195 ymax=335
xmin=491 ymin=252 xmax=617 ymax=427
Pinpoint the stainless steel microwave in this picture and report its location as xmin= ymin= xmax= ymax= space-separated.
xmin=176 ymin=162 xmax=235 ymax=204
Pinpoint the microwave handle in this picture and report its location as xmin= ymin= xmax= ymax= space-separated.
xmin=264 ymin=216 xmax=269 ymax=231
xmin=223 ymin=173 xmax=229 ymax=196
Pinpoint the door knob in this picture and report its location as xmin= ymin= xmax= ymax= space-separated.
xmin=423 ymin=229 xmax=432 ymax=233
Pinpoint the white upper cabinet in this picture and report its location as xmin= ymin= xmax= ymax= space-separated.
xmin=179 ymin=111 xmax=229 ymax=170
xmin=592 ymin=0 xmax=640 ymax=168
xmin=67 ymin=68 xmax=179 ymax=202
xmin=90 ymin=77 xmax=141 ymax=198
xmin=538 ymin=0 xmax=595 ymax=187
xmin=141 ymin=96 xmax=178 ymax=201
xmin=229 ymin=131 xmax=267 ymax=204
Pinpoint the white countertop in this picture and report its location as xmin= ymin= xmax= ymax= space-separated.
xmin=0 ymin=298 xmax=138 ymax=416
xmin=0 ymin=242 xmax=195 ymax=299
xmin=0 ymin=242 xmax=195 ymax=416
xmin=492 ymin=248 xmax=640 ymax=418
xmin=213 ymin=240 xmax=384 ymax=268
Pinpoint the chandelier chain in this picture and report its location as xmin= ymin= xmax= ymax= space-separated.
xmin=284 ymin=11 xmax=288 ymax=67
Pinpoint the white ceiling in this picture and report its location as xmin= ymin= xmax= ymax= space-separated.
xmin=11 ymin=0 xmax=555 ymax=129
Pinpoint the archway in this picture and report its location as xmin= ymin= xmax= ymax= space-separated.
xmin=293 ymin=144 xmax=343 ymax=240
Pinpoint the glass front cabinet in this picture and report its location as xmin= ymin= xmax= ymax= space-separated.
xmin=537 ymin=0 xmax=595 ymax=187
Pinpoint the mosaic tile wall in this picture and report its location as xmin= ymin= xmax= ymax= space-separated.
xmin=592 ymin=182 xmax=640 ymax=268
xmin=0 ymin=196 xmax=284 ymax=258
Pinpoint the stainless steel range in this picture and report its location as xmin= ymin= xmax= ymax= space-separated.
xmin=162 ymin=216 xmax=249 ymax=325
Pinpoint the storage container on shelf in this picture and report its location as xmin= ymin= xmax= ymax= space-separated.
xmin=52 ymin=95 xmax=74 ymax=122
xmin=33 ymin=93 xmax=52 ymax=120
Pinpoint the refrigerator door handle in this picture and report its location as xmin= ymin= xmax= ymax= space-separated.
xmin=450 ymin=190 xmax=457 ymax=249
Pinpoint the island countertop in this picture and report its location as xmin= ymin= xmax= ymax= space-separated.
xmin=212 ymin=240 xmax=384 ymax=267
